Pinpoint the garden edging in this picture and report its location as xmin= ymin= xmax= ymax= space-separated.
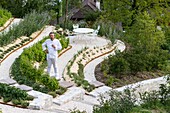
xmin=0 ymin=26 xmax=45 ymax=64
xmin=0 ymin=18 xmax=14 ymax=32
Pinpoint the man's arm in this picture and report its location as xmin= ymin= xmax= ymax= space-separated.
xmin=52 ymin=40 xmax=62 ymax=50
xmin=42 ymin=41 xmax=48 ymax=53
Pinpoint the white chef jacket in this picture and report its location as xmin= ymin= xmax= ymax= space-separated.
xmin=42 ymin=39 xmax=62 ymax=59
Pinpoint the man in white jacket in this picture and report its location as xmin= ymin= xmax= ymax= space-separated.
xmin=42 ymin=32 xmax=62 ymax=80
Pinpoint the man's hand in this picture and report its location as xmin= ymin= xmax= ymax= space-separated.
xmin=52 ymin=44 xmax=56 ymax=48
xmin=44 ymin=49 xmax=48 ymax=53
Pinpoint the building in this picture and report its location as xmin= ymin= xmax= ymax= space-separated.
xmin=69 ymin=0 xmax=101 ymax=20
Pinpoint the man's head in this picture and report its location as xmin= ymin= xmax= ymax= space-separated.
xmin=49 ymin=32 xmax=55 ymax=40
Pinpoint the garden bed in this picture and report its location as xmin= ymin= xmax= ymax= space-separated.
xmin=0 ymin=27 xmax=45 ymax=63
xmin=63 ymin=43 xmax=116 ymax=92
xmin=95 ymin=64 xmax=165 ymax=88
xmin=0 ymin=83 xmax=34 ymax=109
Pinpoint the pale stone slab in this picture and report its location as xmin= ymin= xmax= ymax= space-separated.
xmin=88 ymin=86 xmax=112 ymax=98
xmin=89 ymin=80 xmax=104 ymax=88
xmin=27 ymin=90 xmax=53 ymax=110
xmin=0 ymin=78 xmax=16 ymax=85
xmin=53 ymin=87 xmax=85 ymax=105
xmin=16 ymin=84 xmax=33 ymax=91
xmin=59 ymin=81 xmax=74 ymax=88
xmin=28 ymin=98 xmax=44 ymax=110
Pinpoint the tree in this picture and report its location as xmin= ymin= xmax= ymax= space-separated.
xmin=124 ymin=12 xmax=169 ymax=73
xmin=103 ymin=0 xmax=170 ymax=27
xmin=61 ymin=0 xmax=82 ymax=29
xmin=0 ymin=0 xmax=60 ymax=18
xmin=101 ymin=11 xmax=169 ymax=75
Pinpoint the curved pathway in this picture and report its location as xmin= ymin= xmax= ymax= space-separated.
xmin=0 ymin=25 xmax=55 ymax=79
xmin=0 ymin=29 xmax=110 ymax=113
xmin=84 ymin=40 xmax=125 ymax=82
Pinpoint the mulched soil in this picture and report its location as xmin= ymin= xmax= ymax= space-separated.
xmin=95 ymin=63 xmax=164 ymax=89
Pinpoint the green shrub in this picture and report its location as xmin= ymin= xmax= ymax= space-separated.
xmin=56 ymin=87 xmax=67 ymax=95
xmin=84 ymin=10 xmax=101 ymax=22
xmin=139 ymin=91 xmax=160 ymax=109
xmin=93 ymin=89 xmax=136 ymax=113
xmin=21 ymin=101 xmax=29 ymax=108
xmin=26 ymin=96 xmax=34 ymax=101
xmin=12 ymin=99 xmax=21 ymax=105
xmin=59 ymin=20 xmax=74 ymax=31
xmin=0 ymin=55 xmax=3 ymax=59
xmin=93 ymin=20 xmax=115 ymax=37
xmin=102 ymin=54 xmax=130 ymax=75
xmin=93 ymin=76 xmax=170 ymax=113
xmin=3 ymin=97 xmax=11 ymax=103
xmin=106 ymin=76 xmax=116 ymax=87
xmin=0 ymin=9 xmax=12 ymax=27
xmin=40 ymin=74 xmax=59 ymax=91
xmin=0 ymin=83 xmax=28 ymax=101
xmin=48 ymin=91 xmax=57 ymax=98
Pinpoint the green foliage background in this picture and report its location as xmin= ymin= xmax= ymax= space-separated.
xmin=0 ymin=8 xmax=12 ymax=27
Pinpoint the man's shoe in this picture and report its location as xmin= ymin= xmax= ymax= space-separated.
xmin=55 ymin=77 xmax=61 ymax=81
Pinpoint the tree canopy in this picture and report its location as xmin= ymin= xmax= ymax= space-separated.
xmin=103 ymin=0 xmax=170 ymax=27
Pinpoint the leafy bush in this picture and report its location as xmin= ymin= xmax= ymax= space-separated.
xmin=93 ymin=20 xmax=116 ymax=38
xmin=21 ymin=101 xmax=29 ymax=108
xmin=0 ymin=83 xmax=30 ymax=106
xmin=48 ymin=91 xmax=57 ymax=98
xmin=59 ymin=20 xmax=74 ymax=31
xmin=0 ymin=8 xmax=12 ymax=27
xmin=12 ymin=99 xmax=21 ymax=105
xmin=56 ymin=86 xmax=67 ymax=95
xmin=101 ymin=53 xmax=130 ymax=76
xmin=162 ymin=26 xmax=170 ymax=52
xmin=93 ymin=89 xmax=136 ymax=113
xmin=40 ymin=74 xmax=59 ymax=91
xmin=3 ymin=97 xmax=11 ymax=103
xmin=26 ymin=95 xmax=34 ymax=101
xmin=84 ymin=10 xmax=101 ymax=22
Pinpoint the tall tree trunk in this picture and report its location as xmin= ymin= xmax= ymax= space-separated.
xmin=56 ymin=0 xmax=60 ymax=24
xmin=64 ymin=0 xmax=68 ymax=29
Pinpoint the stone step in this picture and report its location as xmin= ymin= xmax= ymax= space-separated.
xmin=59 ymin=81 xmax=74 ymax=88
xmin=0 ymin=78 xmax=16 ymax=85
xmin=53 ymin=87 xmax=85 ymax=105
xmin=89 ymin=80 xmax=104 ymax=88
xmin=87 ymin=86 xmax=112 ymax=98
xmin=16 ymin=84 xmax=33 ymax=91
xmin=27 ymin=90 xmax=53 ymax=110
